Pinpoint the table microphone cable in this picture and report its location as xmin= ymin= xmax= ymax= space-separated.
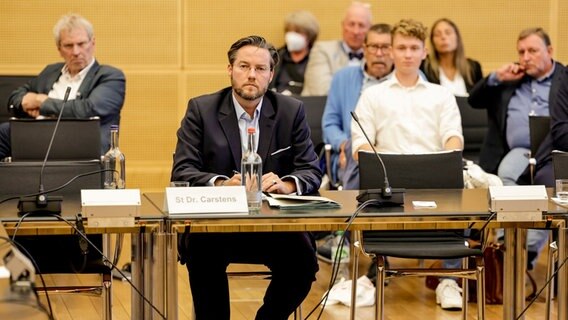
xmin=303 ymin=199 xmax=382 ymax=320
xmin=46 ymin=213 xmax=167 ymax=320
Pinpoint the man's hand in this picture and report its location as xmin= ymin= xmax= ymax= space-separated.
xmin=215 ymin=173 xmax=241 ymax=186
xmin=21 ymin=92 xmax=48 ymax=118
xmin=495 ymin=62 xmax=525 ymax=82
xmin=338 ymin=141 xmax=347 ymax=169
xmin=353 ymin=144 xmax=373 ymax=161
xmin=262 ymin=172 xmax=295 ymax=194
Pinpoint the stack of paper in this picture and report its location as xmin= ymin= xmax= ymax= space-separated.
xmin=265 ymin=193 xmax=341 ymax=210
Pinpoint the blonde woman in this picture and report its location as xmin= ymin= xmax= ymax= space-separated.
xmin=422 ymin=18 xmax=482 ymax=96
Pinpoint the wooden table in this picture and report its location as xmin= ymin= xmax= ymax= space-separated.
xmin=0 ymin=194 xmax=164 ymax=320
xmin=145 ymin=188 xmax=568 ymax=320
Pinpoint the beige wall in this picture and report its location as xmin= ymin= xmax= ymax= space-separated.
xmin=1 ymin=0 xmax=566 ymax=192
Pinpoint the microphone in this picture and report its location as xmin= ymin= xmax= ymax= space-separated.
xmin=350 ymin=111 xmax=404 ymax=205
xmin=18 ymin=86 xmax=72 ymax=215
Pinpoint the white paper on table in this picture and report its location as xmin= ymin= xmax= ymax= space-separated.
xmin=412 ymin=201 xmax=437 ymax=208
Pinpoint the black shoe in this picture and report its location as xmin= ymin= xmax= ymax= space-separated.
xmin=366 ymin=257 xmax=389 ymax=286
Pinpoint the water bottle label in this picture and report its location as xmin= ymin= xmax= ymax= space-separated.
xmin=331 ymin=244 xmax=350 ymax=263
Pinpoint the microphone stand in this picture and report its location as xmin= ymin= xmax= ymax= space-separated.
xmin=18 ymin=87 xmax=72 ymax=216
xmin=350 ymin=111 xmax=405 ymax=206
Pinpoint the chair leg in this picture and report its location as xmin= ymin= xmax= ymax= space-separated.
xmin=293 ymin=304 xmax=302 ymax=320
xmin=350 ymin=235 xmax=361 ymax=320
xmin=545 ymin=240 xmax=558 ymax=320
xmin=476 ymin=256 xmax=485 ymax=320
xmin=462 ymin=258 xmax=468 ymax=320
xmin=102 ymin=272 xmax=113 ymax=320
xmin=375 ymin=256 xmax=386 ymax=320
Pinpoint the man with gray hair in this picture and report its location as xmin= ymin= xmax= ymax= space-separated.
xmin=0 ymin=13 xmax=125 ymax=158
xmin=469 ymin=27 xmax=567 ymax=271
xmin=301 ymin=1 xmax=372 ymax=96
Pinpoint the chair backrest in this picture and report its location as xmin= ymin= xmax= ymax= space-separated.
xmin=0 ymin=160 xmax=105 ymax=274
xmin=10 ymin=118 xmax=101 ymax=161
xmin=358 ymin=150 xmax=464 ymax=189
xmin=455 ymin=96 xmax=488 ymax=161
xmin=529 ymin=115 xmax=551 ymax=155
xmin=294 ymin=95 xmax=327 ymax=154
xmin=0 ymin=75 xmax=36 ymax=123
xmin=552 ymin=150 xmax=568 ymax=179
xmin=0 ymin=160 xmax=103 ymax=197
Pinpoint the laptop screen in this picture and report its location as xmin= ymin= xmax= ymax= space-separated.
xmin=10 ymin=118 xmax=101 ymax=161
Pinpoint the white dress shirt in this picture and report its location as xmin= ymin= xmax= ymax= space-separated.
xmin=351 ymin=74 xmax=463 ymax=156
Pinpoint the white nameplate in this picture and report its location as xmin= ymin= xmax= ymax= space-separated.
xmin=165 ymin=186 xmax=249 ymax=215
xmin=81 ymin=189 xmax=141 ymax=227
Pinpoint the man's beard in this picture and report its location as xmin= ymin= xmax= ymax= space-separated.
xmin=232 ymin=79 xmax=267 ymax=101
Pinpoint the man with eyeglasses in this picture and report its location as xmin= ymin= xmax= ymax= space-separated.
xmin=322 ymin=23 xmax=394 ymax=191
xmin=172 ymin=35 xmax=322 ymax=320
xmin=0 ymin=13 xmax=125 ymax=159
xmin=469 ymin=28 xmax=567 ymax=271
xmin=316 ymin=23 xmax=394 ymax=287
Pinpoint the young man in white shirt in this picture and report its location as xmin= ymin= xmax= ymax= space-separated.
xmin=351 ymin=19 xmax=465 ymax=310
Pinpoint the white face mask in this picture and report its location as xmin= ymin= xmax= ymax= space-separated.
xmin=285 ymin=32 xmax=307 ymax=52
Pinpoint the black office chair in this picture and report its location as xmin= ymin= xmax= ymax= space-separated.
xmin=0 ymin=119 xmax=117 ymax=320
xmin=552 ymin=150 xmax=568 ymax=179
xmin=295 ymin=95 xmax=341 ymax=190
xmin=528 ymin=115 xmax=551 ymax=184
xmin=456 ymin=96 xmax=489 ymax=163
xmin=545 ymin=150 xmax=568 ymax=320
xmin=0 ymin=75 xmax=36 ymax=123
xmin=351 ymin=150 xmax=485 ymax=320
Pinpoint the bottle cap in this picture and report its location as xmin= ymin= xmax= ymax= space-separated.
xmin=247 ymin=127 xmax=256 ymax=134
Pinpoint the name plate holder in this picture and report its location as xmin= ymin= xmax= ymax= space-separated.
xmin=81 ymin=189 xmax=141 ymax=227
xmin=164 ymin=186 xmax=249 ymax=216
xmin=489 ymin=185 xmax=548 ymax=222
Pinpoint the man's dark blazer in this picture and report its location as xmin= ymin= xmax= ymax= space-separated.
xmin=171 ymin=87 xmax=322 ymax=194
xmin=468 ymin=61 xmax=566 ymax=177
xmin=7 ymin=60 xmax=125 ymax=153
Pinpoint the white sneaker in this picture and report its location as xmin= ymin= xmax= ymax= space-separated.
xmin=435 ymin=279 xmax=463 ymax=310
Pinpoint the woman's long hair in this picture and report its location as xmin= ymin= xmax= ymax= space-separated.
xmin=425 ymin=18 xmax=474 ymax=86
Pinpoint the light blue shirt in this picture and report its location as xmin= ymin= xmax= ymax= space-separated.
xmin=232 ymin=93 xmax=262 ymax=153
xmin=488 ymin=63 xmax=555 ymax=148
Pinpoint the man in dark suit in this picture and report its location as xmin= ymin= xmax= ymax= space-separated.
xmin=171 ymin=35 xmax=322 ymax=320
xmin=468 ymin=27 xmax=566 ymax=269
xmin=0 ymin=13 xmax=125 ymax=158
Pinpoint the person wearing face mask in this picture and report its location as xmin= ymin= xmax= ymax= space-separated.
xmin=422 ymin=18 xmax=482 ymax=96
xmin=270 ymin=10 xmax=319 ymax=96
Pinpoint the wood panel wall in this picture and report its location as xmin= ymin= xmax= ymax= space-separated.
xmin=1 ymin=0 xmax=566 ymax=192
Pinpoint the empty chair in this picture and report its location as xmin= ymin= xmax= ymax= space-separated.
xmin=295 ymin=95 xmax=341 ymax=189
xmin=528 ymin=115 xmax=551 ymax=184
xmin=552 ymin=150 xmax=568 ymax=179
xmin=456 ymin=96 xmax=488 ymax=163
xmin=351 ymin=149 xmax=485 ymax=320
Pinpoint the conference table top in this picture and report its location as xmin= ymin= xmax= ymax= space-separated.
xmin=144 ymin=188 xmax=568 ymax=233
xmin=2 ymin=188 xmax=567 ymax=234
xmin=0 ymin=193 xmax=164 ymax=235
